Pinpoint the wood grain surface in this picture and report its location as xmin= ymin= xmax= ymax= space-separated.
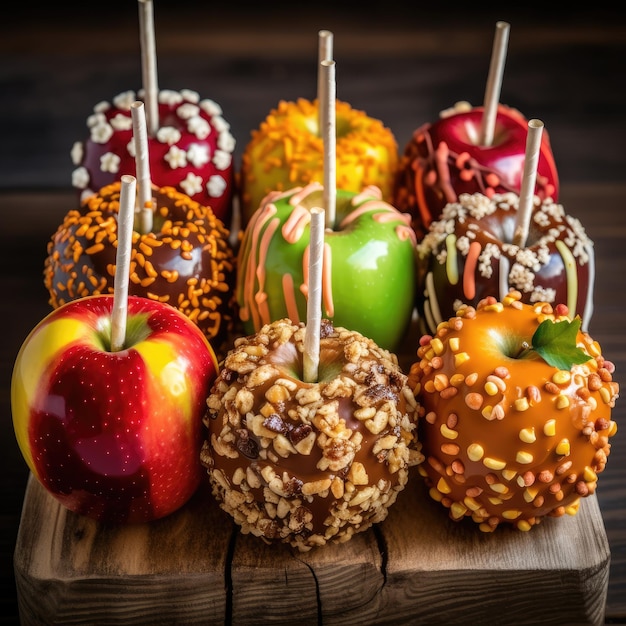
xmin=14 ymin=470 xmax=610 ymax=625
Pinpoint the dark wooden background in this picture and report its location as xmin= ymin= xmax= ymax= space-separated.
xmin=1 ymin=2 xmax=625 ymax=624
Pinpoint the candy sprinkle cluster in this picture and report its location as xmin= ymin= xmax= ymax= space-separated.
xmin=408 ymin=291 xmax=619 ymax=532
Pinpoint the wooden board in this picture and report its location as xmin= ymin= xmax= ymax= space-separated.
xmin=14 ymin=470 xmax=610 ymax=625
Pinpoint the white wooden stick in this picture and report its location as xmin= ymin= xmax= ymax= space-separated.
xmin=130 ymin=101 xmax=154 ymax=234
xmin=513 ymin=119 xmax=544 ymax=248
xmin=321 ymin=59 xmax=336 ymax=229
xmin=138 ymin=0 xmax=159 ymax=137
xmin=479 ymin=21 xmax=510 ymax=146
xmin=303 ymin=207 xmax=325 ymax=383
xmin=111 ymin=175 xmax=137 ymax=352
xmin=317 ymin=29 xmax=333 ymax=129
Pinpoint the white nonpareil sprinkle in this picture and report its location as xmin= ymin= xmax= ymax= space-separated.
xmin=207 ymin=175 xmax=227 ymax=197
xmin=99 ymin=152 xmax=120 ymax=174
xmin=72 ymin=167 xmax=89 ymax=189
xmin=187 ymin=144 xmax=210 ymax=167
xmin=200 ymin=99 xmax=223 ymax=116
xmin=157 ymin=126 xmax=181 ymax=145
xmin=218 ymin=131 xmax=236 ymax=153
xmin=180 ymin=172 xmax=203 ymax=196
xmin=213 ymin=149 xmax=232 ymax=170
xmin=90 ymin=122 xmax=113 ymax=144
xmin=177 ymin=103 xmax=200 ymax=120
xmin=180 ymin=89 xmax=200 ymax=103
xmin=71 ymin=142 xmax=83 ymax=165
xmin=164 ymin=145 xmax=188 ymax=169
xmin=113 ymin=91 xmax=136 ymax=110
xmin=110 ymin=113 xmax=133 ymax=132
xmin=188 ymin=116 xmax=211 ymax=140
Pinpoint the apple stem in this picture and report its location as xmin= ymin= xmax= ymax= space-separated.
xmin=479 ymin=21 xmax=510 ymax=147
xmin=138 ymin=0 xmax=159 ymax=137
xmin=111 ymin=175 xmax=137 ymax=352
xmin=512 ymin=119 xmax=544 ymax=248
xmin=303 ymin=207 xmax=325 ymax=383
xmin=131 ymin=100 xmax=154 ymax=234
xmin=321 ymin=59 xmax=337 ymax=229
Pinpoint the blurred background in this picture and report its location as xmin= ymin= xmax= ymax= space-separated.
xmin=2 ymin=2 xmax=625 ymax=190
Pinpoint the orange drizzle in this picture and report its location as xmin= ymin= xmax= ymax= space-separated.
xmin=463 ymin=240 xmax=482 ymax=300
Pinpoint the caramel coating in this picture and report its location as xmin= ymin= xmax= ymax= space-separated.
xmin=408 ymin=291 xmax=619 ymax=532
xmin=201 ymin=318 xmax=423 ymax=551
xmin=44 ymin=182 xmax=236 ymax=352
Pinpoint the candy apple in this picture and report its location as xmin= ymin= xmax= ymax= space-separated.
xmin=239 ymin=98 xmax=399 ymax=226
xmin=236 ymin=182 xmax=417 ymax=352
xmin=71 ymin=89 xmax=236 ymax=224
xmin=44 ymin=180 xmax=236 ymax=353
xmin=416 ymin=192 xmax=595 ymax=336
xmin=11 ymin=294 xmax=219 ymax=524
xmin=393 ymin=102 xmax=559 ymax=239
xmin=408 ymin=291 xmax=619 ymax=532
xmin=201 ymin=317 xmax=423 ymax=550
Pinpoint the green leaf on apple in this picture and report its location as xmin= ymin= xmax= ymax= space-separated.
xmin=532 ymin=317 xmax=591 ymax=370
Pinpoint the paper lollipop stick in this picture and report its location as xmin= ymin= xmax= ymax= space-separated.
xmin=303 ymin=207 xmax=325 ymax=383
xmin=131 ymin=100 xmax=154 ymax=234
xmin=111 ymin=175 xmax=137 ymax=352
xmin=138 ymin=0 xmax=159 ymax=137
xmin=479 ymin=21 xmax=510 ymax=146
xmin=317 ymin=29 xmax=333 ymax=126
xmin=320 ymin=59 xmax=337 ymax=228
xmin=513 ymin=119 xmax=544 ymax=248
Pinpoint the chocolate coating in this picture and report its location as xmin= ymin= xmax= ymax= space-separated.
xmin=44 ymin=182 xmax=236 ymax=352
xmin=200 ymin=318 xmax=423 ymax=551
xmin=417 ymin=192 xmax=595 ymax=335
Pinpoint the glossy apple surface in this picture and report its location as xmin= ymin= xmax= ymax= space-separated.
xmin=71 ymin=89 xmax=236 ymax=224
xmin=236 ymin=182 xmax=417 ymax=351
xmin=393 ymin=103 xmax=559 ymax=238
xmin=11 ymin=295 xmax=219 ymax=524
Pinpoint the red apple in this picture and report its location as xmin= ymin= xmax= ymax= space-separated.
xmin=393 ymin=102 xmax=559 ymax=239
xmin=11 ymin=294 xmax=219 ymax=524
xmin=71 ymin=89 xmax=236 ymax=225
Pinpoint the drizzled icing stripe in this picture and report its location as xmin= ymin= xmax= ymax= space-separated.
xmin=425 ymin=271 xmax=442 ymax=328
xmin=240 ymin=203 xmax=276 ymax=324
xmin=498 ymin=255 xmax=511 ymax=302
xmin=582 ymin=242 xmax=595 ymax=332
xmin=282 ymin=204 xmax=311 ymax=244
xmin=255 ymin=217 xmax=281 ymax=326
xmin=413 ymin=145 xmax=434 ymax=229
xmin=463 ymin=241 xmax=482 ymax=300
xmin=445 ymin=233 xmax=458 ymax=285
xmin=282 ymin=272 xmax=300 ymax=323
xmin=323 ymin=242 xmax=334 ymax=317
xmin=555 ymin=239 xmax=577 ymax=317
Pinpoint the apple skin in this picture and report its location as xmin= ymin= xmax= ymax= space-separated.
xmin=71 ymin=89 xmax=236 ymax=225
xmin=236 ymin=182 xmax=417 ymax=352
xmin=11 ymin=294 xmax=219 ymax=524
xmin=393 ymin=103 xmax=559 ymax=239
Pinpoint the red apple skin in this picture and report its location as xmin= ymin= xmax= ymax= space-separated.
xmin=71 ymin=90 xmax=236 ymax=225
xmin=393 ymin=104 xmax=559 ymax=239
xmin=11 ymin=295 xmax=219 ymax=524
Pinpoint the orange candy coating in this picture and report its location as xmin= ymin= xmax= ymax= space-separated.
xmin=408 ymin=291 xmax=619 ymax=532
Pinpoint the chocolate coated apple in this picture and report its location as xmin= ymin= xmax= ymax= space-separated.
xmin=393 ymin=102 xmax=559 ymax=239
